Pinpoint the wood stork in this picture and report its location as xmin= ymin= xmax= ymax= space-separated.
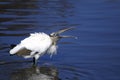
xmin=10 ymin=27 xmax=75 ymax=65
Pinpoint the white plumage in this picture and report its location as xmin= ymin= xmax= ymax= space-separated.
xmin=10 ymin=27 xmax=75 ymax=65
xmin=10 ymin=32 xmax=56 ymax=57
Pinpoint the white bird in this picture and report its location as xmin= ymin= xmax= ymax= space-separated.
xmin=10 ymin=27 xmax=75 ymax=65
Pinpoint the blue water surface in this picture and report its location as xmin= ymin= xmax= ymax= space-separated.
xmin=0 ymin=0 xmax=120 ymax=80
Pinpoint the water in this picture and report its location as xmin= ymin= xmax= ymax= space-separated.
xmin=0 ymin=0 xmax=120 ymax=80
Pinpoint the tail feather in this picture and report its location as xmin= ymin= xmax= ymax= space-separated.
xmin=10 ymin=44 xmax=24 ymax=55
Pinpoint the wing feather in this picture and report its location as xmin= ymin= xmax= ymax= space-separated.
xmin=10 ymin=44 xmax=31 ymax=56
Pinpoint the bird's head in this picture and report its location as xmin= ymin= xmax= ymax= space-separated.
xmin=49 ymin=27 xmax=76 ymax=45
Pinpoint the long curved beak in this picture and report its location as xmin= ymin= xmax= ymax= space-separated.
xmin=55 ymin=27 xmax=75 ymax=34
xmin=55 ymin=27 xmax=77 ymax=39
xmin=59 ymin=35 xmax=77 ymax=39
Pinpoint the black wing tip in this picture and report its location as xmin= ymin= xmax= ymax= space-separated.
xmin=10 ymin=44 xmax=16 ymax=49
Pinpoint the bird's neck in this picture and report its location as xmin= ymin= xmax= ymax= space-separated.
xmin=50 ymin=37 xmax=59 ymax=45
xmin=52 ymin=41 xmax=57 ymax=45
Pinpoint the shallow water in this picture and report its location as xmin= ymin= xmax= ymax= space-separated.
xmin=0 ymin=0 xmax=120 ymax=80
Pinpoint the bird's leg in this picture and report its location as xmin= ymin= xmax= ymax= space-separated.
xmin=33 ymin=57 xmax=37 ymax=66
xmin=33 ymin=54 xmax=40 ymax=66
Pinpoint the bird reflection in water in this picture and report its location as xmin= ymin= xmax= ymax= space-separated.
xmin=11 ymin=65 xmax=58 ymax=80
